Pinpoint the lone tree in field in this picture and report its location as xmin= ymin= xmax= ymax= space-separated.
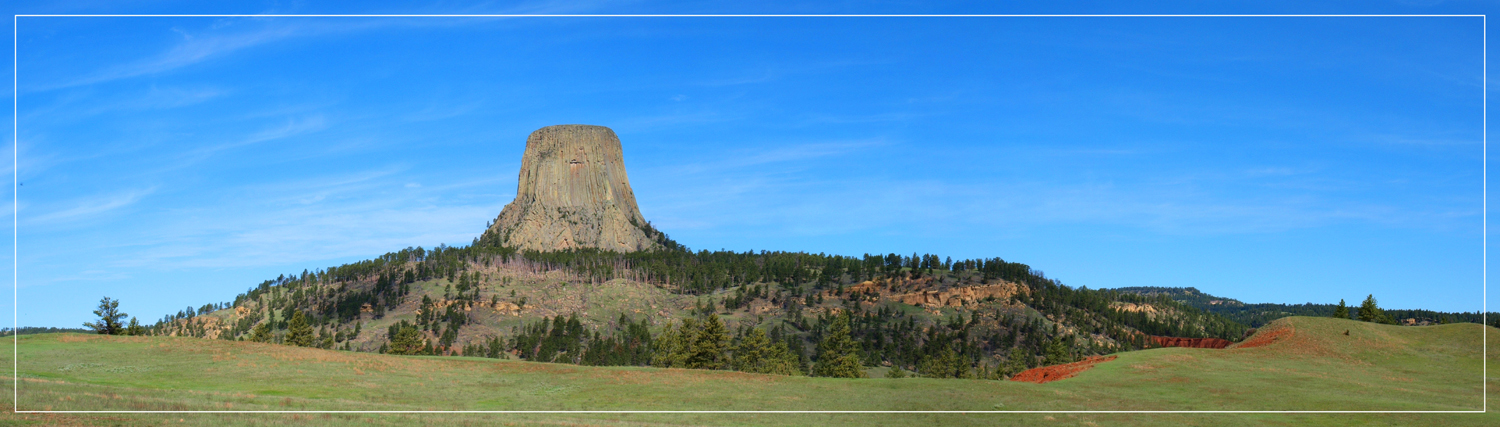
xmin=1332 ymin=299 xmax=1350 ymax=319
xmin=1357 ymin=294 xmax=1395 ymax=324
xmin=82 ymin=296 xmax=127 ymax=335
xmin=813 ymin=312 xmax=866 ymax=378
xmin=285 ymin=310 xmax=315 ymax=347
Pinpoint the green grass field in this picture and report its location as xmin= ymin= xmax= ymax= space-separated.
xmin=2 ymin=316 xmax=1497 ymax=426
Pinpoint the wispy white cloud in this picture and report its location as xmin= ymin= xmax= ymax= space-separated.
xmin=21 ymin=85 xmax=230 ymax=126
xmin=181 ymin=115 xmax=329 ymax=162
xmin=134 ymin=85 xmax=230 ymax=109
xmin=634 ymin=138 xmax=892 ymax=233
xmin=241 ymin=115 xmax=330 ymax=146
xmin=35 ymin=269 xmax=131 ymax=285
xmin=17 ymin=165 xmax=510 ymax=273
xmin=30 ymin=25 xmax=302 ymax=92
xmin=611 ymin=110 xmax=739 ymax=132
xmin=1362 ymin=133 xmax=1481 ymax=147
xmin=797 ymin=111 xmax=941 ymax=125
xmin=106 ymin=197 xmax=499 ymax=270
xmin=649 ymin=139 xmax=888 ymax=177
xmin=690 ymin=59 xmax=889 ymax=88
xmin=403 ymin=100 xmax=485 ymax=123
xmin=25 ymin=186 xmax=155 ymax=225
xmin=25 ymin=18 xmax=490 ymax=93
xmin=1243 ymin=166 xmax=1304 ymax=177
xmin=639 ymin=159 xmax=1482 ymax=248
xmin=729 ymin=140 xmax=888 ymax=167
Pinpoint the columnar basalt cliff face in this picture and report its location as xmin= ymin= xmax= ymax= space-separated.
xmin=485 ymin=125 xmax=663 ymax=252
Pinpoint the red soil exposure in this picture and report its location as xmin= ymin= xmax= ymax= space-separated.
xmin=1233 ymin=327 xmax=1291 ymax=349
xmin=1150 ymin=336 xmax=1232 ymax=349
xmin=1010 ymin=355 xmax=1118 ymax=384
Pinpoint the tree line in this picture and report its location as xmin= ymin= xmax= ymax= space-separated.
xmin=125 ymin=235 xmax=1268 ymax=379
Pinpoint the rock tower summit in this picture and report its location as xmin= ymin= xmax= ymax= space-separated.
xmin=484 ymin=125 xmax=664 ymax=252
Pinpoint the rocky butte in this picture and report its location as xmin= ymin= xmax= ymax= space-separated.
xmin=482 ymin=124 xmax=667 ymax=252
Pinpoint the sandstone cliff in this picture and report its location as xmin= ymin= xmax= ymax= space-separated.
xmin=485 ymin=125 xmax=665 ymax=252
xmin=890 ymin=282 xmax=1027 ymax=308
xmin=826 ymin=279 xmax=1028 ymax=309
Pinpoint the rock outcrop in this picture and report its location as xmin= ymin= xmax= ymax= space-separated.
xmin=823 ymin=279 xmax=1029 ymax=309
xmin=485 ymin=125 xmax=665 ymax=252
xmin=890 ymin=282 xmax=1026 ymax=308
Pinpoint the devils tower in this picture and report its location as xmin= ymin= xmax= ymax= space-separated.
xmin=483 ymin=125 xmax=665 ymax=252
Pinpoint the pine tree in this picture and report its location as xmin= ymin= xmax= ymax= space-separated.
xmin=124 ymin=317 xmax=145 ymax=336
xmin=1044 ymin=336 xmax=1074 ymax=366
xmin=83 ymin=296 xmax=128 ymax=335
xmin=388 ymin=321 xmax=426 ymax=355
xmin=249 ymin=322 xmax=273 ymax=343
xmin=687 ymin=314 xmax=729 ymax=370
xmin=813 ymin=313 xmax=866 ymax=378
xmin=1358 ymin=294 xmax=1383 ymax=323
xmin=732 ymin=328 xmax=801 ymax=375
xmin=731 ymin=327 xmax=769 ymax=372
xmin=488 ymin=335 xmax=504 ymax=359
xmin=885 ymin=366 xmax=908 ymax=378
xmin=650 ymin=319 xmax=695 ymax=368
xmin=920 ymin=346 xmax=956 ymax=378
xmin=787 ymin=335 xmax=811 ymax=375
xmin=317 ymin=325 xmax=330 ymax=348
xmin=1332 ymin=299 xmax=1350 ymax=319
xmin=762 ymin=340 xmax=802 ymax=376
xmin=285 ymin=310 xmax=315 ymax=347
xmin=1006 ymin=348 xmax=1030 ymax=376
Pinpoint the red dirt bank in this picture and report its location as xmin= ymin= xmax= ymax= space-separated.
xmin=1010 ymin=355 xmax=1118 ymax=384
xmin=1149 ymin=336 xmax=1232 ymax=349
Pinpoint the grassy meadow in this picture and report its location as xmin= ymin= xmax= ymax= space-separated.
xmin=1 ymin=316 xmax=1497 ymax=426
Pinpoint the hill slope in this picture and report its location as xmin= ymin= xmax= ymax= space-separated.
xmin=152 ymin=246 xmax=1248 ymax=379
xmin=7 ymin=317 xmax=1496 ymax=426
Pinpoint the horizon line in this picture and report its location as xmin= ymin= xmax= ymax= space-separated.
xmin=11 ymin=14 xmax=1489 ymax=18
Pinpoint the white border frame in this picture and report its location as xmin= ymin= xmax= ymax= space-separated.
xmin=8 ymin=13 xmax=1489 ymax=415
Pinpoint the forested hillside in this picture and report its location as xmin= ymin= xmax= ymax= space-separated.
xmin=141 ymin=238 xmax=1251 ymax=380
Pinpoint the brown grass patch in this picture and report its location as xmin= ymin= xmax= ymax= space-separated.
xmin=55 ymin=334 xmax=101 ymax=343
xmin=1161 ymin=354 xmax=1196 ymax=363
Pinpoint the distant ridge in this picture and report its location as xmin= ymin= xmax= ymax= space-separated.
xmin=1107 ymin=286 xmax=1498 ymax=328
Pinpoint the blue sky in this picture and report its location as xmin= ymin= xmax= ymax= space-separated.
xmin=2 ymin=1 xmax=1494 ymax=328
